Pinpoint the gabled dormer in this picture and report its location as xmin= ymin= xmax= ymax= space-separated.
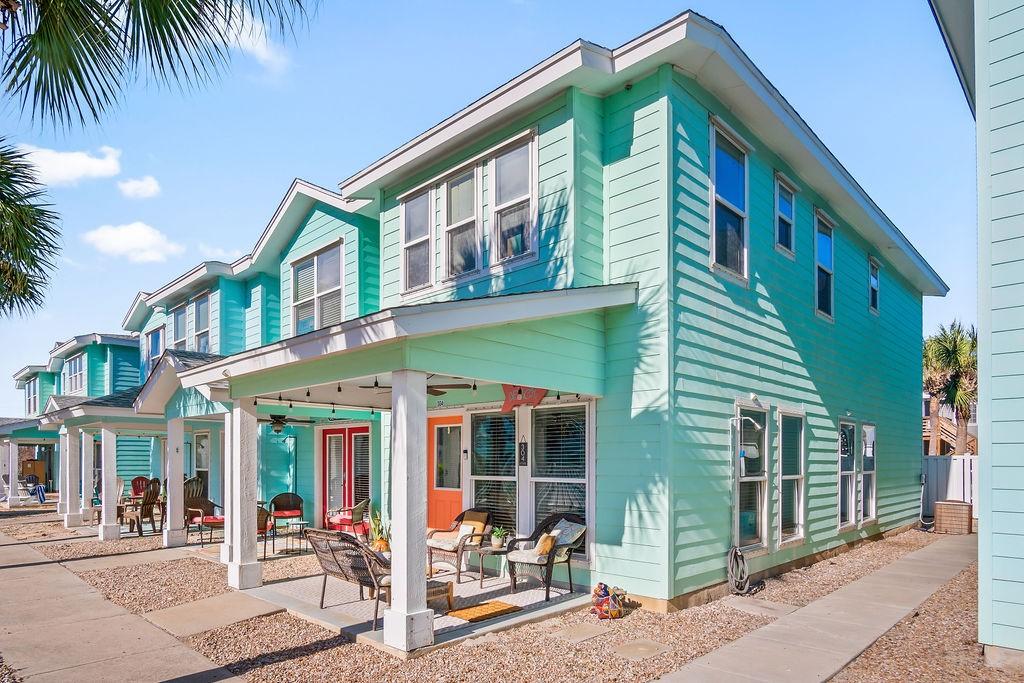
xmin=13 ymin=365 xmax=53 ymax=417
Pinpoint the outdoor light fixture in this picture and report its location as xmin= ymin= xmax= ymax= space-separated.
xmin=288 ymin=400 xmax=293 ymax=409
xmin=331 ymin=403 xmax=336 ymax=415
xmin=277 ymin=393 xmax=282 ymax=402
xmin=556 ymin=391 xmax=561 ymax=401
xmin=472 ymin=381 xmax=478 ymax=396
xmin=517 ymin=386 xmax=523 ymax=399
xmin=337 ymin=383 xmax=342 ymax=393
xmin=306 ymin=388 xmax=311 ymax=398
xmin=253 ymin=397 xmax=258 ymax=406
xmin=370 ymin=407 xmax=375 ymax=416
xmin=373 ymin=377 xmax=380 ymax=389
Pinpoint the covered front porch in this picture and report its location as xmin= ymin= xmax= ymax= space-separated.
xmin=1 ymin=421 xmax=59 ymax=508
xmin=178 ymin=284 xmax=635 ymax=652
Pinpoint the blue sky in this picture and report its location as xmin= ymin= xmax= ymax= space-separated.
xmin=0 ymin=1 xmax=975 ymax=417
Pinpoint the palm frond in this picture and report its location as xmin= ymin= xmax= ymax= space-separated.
xmin=925 ymin=320 xmax=978 ymax=419
xmin=0 ymin=137 xmax=60 ymax=316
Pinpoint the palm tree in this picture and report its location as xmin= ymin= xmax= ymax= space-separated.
xmin=922 ymin=340 xmax=947 ymax=456
xmin=0 ymin=0 xmax=310 ymax=315
xmin=926 ymin=321 xmax=978 ymax=455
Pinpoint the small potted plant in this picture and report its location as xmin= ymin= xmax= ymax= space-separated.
xmin=490 ymin=526 xmax=510 ymax=549
xmin=369 ymin=509 xmax=392 ymax=558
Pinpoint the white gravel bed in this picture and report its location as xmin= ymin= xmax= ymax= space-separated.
xmin=77 ymin=556 xmax=229 ymax=614
xmin=260 ymin=554 xmax=322 ymax=583
xmin=188 ymin=598 xmax=770 ymax=683
xmin=835 ymin=563 xmax=1018 ymax=682
xmin=757 ymin=529 xmax=939 ymax=606
xmin=0 ymin=520 xmax=79 ymax=541
xmin=36 ymin=535 xmax=166 ymax=562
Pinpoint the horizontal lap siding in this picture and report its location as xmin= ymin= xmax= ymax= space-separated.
xmin=86 ymin=345 xmax=106 ymax=396
xmin=259 ymin=425 xmax=315 ymax=525
xmin=109 ymin=346 xmax=140 ymax=393
xmin=573 ymin=89 xmax=605 ymax=287
xmin=980 ymin=0 xmax=1024 ymax=650
xmin=116 ymin=436 xmax=153 ymax=481
xmin=219 ymin=278 xmax=247 ymax=355
xmin=670 ymin=71 xmax=923 ymax=597
xmin=244 ymin=277 xmax=265 ymax=350
xmin=597 ymin=69 xmax=671 ymax=599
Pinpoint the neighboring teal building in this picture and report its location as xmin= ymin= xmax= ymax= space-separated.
xmin=932 ymin=0 xmax=1024 ymax=663
xmin=26 ymin=12 xmax=947 ymax=625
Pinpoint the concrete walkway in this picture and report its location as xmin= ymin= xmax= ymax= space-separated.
xmin=0 ymin=531 xmax=240 ymax=682
xmin=659 ymin=533 xmax=977 ymax=682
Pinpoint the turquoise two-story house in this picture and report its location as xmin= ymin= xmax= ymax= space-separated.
xmin=29 ymin=11 xmax=946 ymax=652
xmin=931 ymin=0 xmax=1024 ymax=668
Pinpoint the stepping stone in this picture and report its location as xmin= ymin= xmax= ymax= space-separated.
xmin=550 ymin=622 xmax=610 ymax=644
xmin=143 ymin=591 xmax=284 ymax=637
xmin=461 ymin=632 xmax=502 ymax=647
xmin=722 ymin=595 xmax=798 ymax=618
xmin=614 ymin=638 xmax=670 ymax=661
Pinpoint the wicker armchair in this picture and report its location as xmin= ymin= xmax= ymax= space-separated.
xmin=123 ymin=478 xmax=162 ymax=536
xmin=306 ymin=529 xmax=391 ymax=630
xmin=186 ymin=496 xmax=224 ymax=547
xmin=325 ymin=498 xmax=369 ymax=538
xmin=507 ymin=512 xmax=587 ymax=601
xmin=426 ymin=508 xmax=491 ymax=583
xmin=257 ymin=505 xmax=275 ymax=560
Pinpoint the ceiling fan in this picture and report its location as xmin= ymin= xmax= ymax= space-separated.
xmin=258 ymin=414 xmax=315 ymax=434
xmin=358 ymin=375 xmax=473 ymax=396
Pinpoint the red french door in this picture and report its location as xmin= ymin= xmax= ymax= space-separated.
xmin=321 ymin=425 xmax=369 ymax=521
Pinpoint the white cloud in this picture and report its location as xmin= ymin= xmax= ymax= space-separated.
xmin=198 ymin=242 xmax=244 ymax=262
xmin=225 ymin=11 xmax=289 ymax=75
xmin=82 ymin=222 xmax=185 ymax=263
xmin=117 ymin=175 xmax=161 ymax=199
xmin=19 ymin=144 xmax=121 ymax=186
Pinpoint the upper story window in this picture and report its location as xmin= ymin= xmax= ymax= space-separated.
xmin=815 ymin=213 xmax=834 ymax=318
xmin=64 ymin=353 xmax=85 ymax=394
xmin=146 ymin=328 xmax=163 ymax=376
xmin=492 ymin=141 xmax=533 ymax=263
xmin=444 ymin=168 xmax=479 ymax=279
xmin=292 ymin=242 xmax=342 ymax=336
xmin=711 ymin=126 xmax=748 ymax=279
xmin=193 ymin=294 xmax=210 ymax=353
xmin=25 ymin=377 xmax=37 ymax=415
xmin=775 ymin=176 xmax=795 ymax=253
xmin=869 ymin=259 xmax=880 ymax=312
xmin=171 ymin=305 xmax=187 ymax=350
xmin=402 ymin=191 xmax=431 ymax=291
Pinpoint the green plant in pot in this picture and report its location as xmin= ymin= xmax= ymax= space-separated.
xmin=369 ymin=509 xmax=391 ymax=553
xmin=490 ymin=526 xmax=510 ymax=549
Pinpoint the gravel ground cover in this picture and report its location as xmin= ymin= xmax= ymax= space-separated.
xmin=260 ymin=554 xmax=322 ymax=583
xmin=0 ymin=654 xmax=20 ymax=683
xmin=757 ymin=529 xmax=938 ymax=606
xmin=835 ymin=563 xmax=1018 ymax=682
xmin=77 ymin=556 xmax=229 ymax=613
xmin=36 ymin=535 xmax=166 ymax=562
xmin=0 ymin=520 xmax=79 ymax=541
xmin=188 ymin=598 xmax=770 ymax=683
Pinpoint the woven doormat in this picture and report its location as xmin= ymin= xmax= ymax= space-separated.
xmin=447 ymin=600 xmax=522 ymax=622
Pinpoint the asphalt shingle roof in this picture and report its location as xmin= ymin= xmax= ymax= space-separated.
xmin=165 ymin=349 xmax=224 ymax=371
xmin=48 ymin=395 xmax=90 ymax=410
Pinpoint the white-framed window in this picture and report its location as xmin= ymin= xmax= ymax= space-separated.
xmin=401 ymin=191 xmax=432 ymax=292
xmin=779 ymin=412 xmax=804 ymax=543
xmin=775 ymin=175 xmax=795 ymax=254
xmin=869 ymin=258 xmax=880 ymax=312
xmin=491 ymin=140 xmax=535 ymax=264
xmin=838 ymin=421 xmax=856 ymax=528
xmin=531 ymin=404 xmax=588 ymax=553
xmin=146 ymin=327 xmax=163 ymax=376
xmin=25 ymin=377 xmax=38 ymax=415
xmin=434 ymin=424 xmax=462 ymax=490
xmin=469 ymin=411 xmax=518 ymax=532
xmin=735 ymin=407 xmax=768 ymax=549
xmin=64 ymin=353 xmax=85 ymax=394
xmin=194 ymin=431 xmax=210 ymax=498
xmin=861 ymin=424 xmax=877 ymax=522
xmin=292 ymin=242 xmax=343 ymax=336
xmin=816 ymin=213 xmax=834 ymax=318
xmin=193 ymin=294 xmax=210 ymax=353
xmin=171 ymin=305 xmax=187 ymax=350
xmin=443 ymin=167 xmax=480 ymax=279
xmin=710 ymin=125 xmax=749 ymax=279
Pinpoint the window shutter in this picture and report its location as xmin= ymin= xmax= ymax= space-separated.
xmin=293 ymin=258 xmax=315 ymax=303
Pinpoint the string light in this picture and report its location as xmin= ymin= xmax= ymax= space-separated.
xmin=331 ymin=403 xmax=336 ymax=415
xmin=277 ymin=393 xmax=282 ymax=402
xmin=517 ymin=386 xmax=523 ymax=399
xmin=471 ymin=381 xmax=477 ymax=396
xmin=288 ymin=400 xmax=293 ymax=409
xmin=555 ymin=392 xmax=560 ymax=401
xmin=337 ymin=383 xmax=342 ymax=393
xmin=373 ymin=377 xmax=380 ymax=389
xmin=306 ymin=388 xmax=311 ymax=398
xmin=575 ymin=394 xmax=580 ymax=400
xmin=253 ymin=397 xmax=258 ymax=406
xmin=370 ymin=406 xmax=375 ymax=416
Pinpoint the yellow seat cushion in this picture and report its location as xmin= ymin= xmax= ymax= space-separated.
xmin=535 ymin=532 xmax=556 ymax=556
xmin=462 ymin=511 xmax=488 ymax=536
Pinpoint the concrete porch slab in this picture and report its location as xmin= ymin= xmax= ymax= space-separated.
xmin=143 ymin=590 xmax=284 ymax=637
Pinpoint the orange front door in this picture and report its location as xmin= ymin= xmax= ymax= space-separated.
xmin=427 ymin=415 xmax=464 ymax=529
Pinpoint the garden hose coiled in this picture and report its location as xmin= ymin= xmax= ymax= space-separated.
xmin=727 ymin=546 xmax=765 ymax=595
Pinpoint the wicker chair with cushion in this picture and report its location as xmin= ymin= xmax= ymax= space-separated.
xmin=186 ymin=496 xmax=224 ymax=547
xmin=123 ymin=478 xmax=162 ymax=536
xmin=506 ymin=512 xmax=587 ymax=601
xmin=269 ymin=492 xmax=304 ymax=530
xmin=257 ymin=505 xmax=276 ymax=560
xmin=306 ymin=529 xmax=391 ymax=630
xmin=426 ymin=508 xmax=490 ymax=583
xmin=325 ymin=498 xmax=370 ymax=538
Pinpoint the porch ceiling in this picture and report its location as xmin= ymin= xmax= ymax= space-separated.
xmin=180 ymin=284 xmax=638 ymax=402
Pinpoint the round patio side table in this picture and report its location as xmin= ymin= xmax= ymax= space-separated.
xmin=283 ymin=519 xmax=309 ymax=554
xmin=472 ymin=545 xmax=509 ymax=587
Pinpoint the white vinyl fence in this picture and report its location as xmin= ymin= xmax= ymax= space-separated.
xmin=922 ymin=455 xmax=978 ymax=518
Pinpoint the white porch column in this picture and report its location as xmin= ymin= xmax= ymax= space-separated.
xmin=63 ymin=428 xmax=82 ymax=527
xmin=57 ymin=434 xmax=68 ymax=514
xmin=6 ymin=440 xmax=20 ymax=508
xmin=163 ymin=418 xmax=187 ymax=547
xmin=220 ymin=409 xmax=234 ymax=564
xmin=227 ymin=399 xmax=261 ymax=589
xmin=80 ymin=431 xmax=96 ymax=517
xmin=98 ymin=428 xmax=120 ymax=540
xmin=383 ymin=369 xmax=432 ymax=651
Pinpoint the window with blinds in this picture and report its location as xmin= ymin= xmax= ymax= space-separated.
xmin=780 ymin=414 xmax=804 ymax=542
xmin=532 ymin=406 xmax=587 ymax=549
xmin=292 ymin=243 xmax=342 ymax=336
xmin=352 ymin=433 xmax=370 ymax=507
xmin=471 ymin=413 xmax=517 ymax=531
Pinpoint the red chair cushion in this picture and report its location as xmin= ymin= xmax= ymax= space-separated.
xmin=272 ymin=509 xmax=302 ymax=518
xmin=326 ymin=515 xmax=368 ymax=534
xmin=192 ymin=515 xmax=225 ymax=525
